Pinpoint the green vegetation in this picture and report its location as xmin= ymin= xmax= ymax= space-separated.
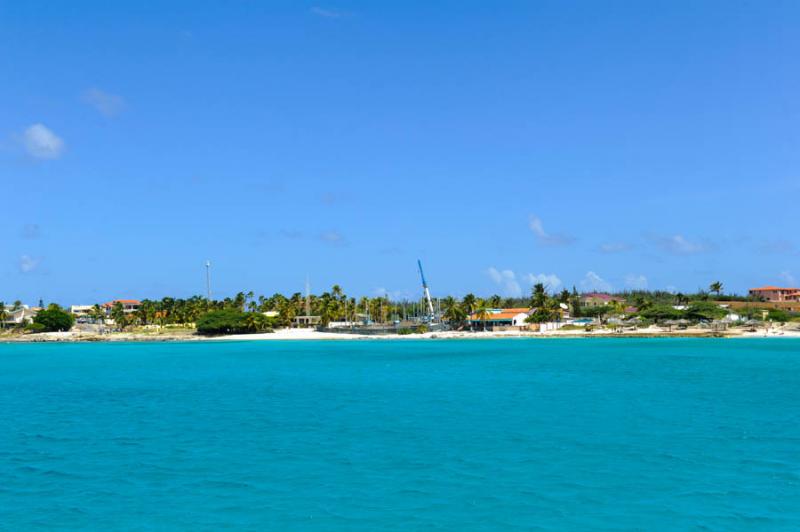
xmin=196 ymin=309 xmax=275 ymax=336
xmin=33 ymin=305 xmax=75 ymax=332
xmin=24 ymin=322 xmax=46 ymax=333
xmin=13 ymin=278 xmax=791 ymax=337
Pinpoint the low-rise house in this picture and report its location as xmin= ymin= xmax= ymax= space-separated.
xmin=749 ymin=286 xmax=800 ymax=302
xmin=468 ymin=308 xmax=531 ymax=329
xmin=292 ymin=315 xmax=321 ymax=327
xmin=70 ymin=305 xmax=94 ymax=316
xmin=580 ymin=293 xmax=624 ymax=308
xmin=2 ymin=305 xmax=40 ymax=326
xmin=102 ymin=299 xmax=141 ymax=315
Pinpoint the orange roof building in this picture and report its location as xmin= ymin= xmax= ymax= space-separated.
xmin=748 ymin=287 xmax=800 ymax=302
xmin=468 ymin=308 xmax=531 ymax=326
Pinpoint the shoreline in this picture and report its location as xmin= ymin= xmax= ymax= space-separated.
xmin=2 ymin=326 xmax=799 ymax=343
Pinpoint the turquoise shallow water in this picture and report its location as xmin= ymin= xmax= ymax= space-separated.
xmin=1 ymin=338 xmax=798 ymax=530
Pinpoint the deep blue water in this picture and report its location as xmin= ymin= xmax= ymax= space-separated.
xmin=1 ymin=338 xmax=799 ymax=530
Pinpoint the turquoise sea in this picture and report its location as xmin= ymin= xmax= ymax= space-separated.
xmin=1 ymin=338 xmax=798 ymax=530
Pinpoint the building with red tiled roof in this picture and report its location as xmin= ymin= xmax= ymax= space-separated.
xmin=102 ymin=299 xmax=141 ymax=313
xmin=749 ymin=286 xmax=800 ymax=302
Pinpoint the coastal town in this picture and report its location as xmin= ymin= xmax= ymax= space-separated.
xmin=2 ymin=282 xmax=798 ymax=342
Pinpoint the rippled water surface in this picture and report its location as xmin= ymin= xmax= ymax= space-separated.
xmin=1 ymin=338 xmax=799 ymax=530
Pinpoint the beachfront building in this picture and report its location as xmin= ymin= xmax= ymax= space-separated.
xmin=748 ymin=286 xmax=800 ymax=302
xmin=292 ymin=315 xmax=321 ymax=327
xmin=580 ymin=293 xmax=624 ymax=308
xmin=70 ymin=305 xmax=94 ymax=316
xmin=468 ymin=308 xmax=531 ymax=330
xmin=102 ymin=299 xmax=141 ymax=315
xmin=2 ymin=305 xmax=40 ymax=326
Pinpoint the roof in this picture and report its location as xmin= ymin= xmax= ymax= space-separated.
xmin=749 ymin=286 xmax=800 ymax=291
xmin=102 ymin=299 xmax=141 ymax=307
xmin=469 ymin=308 xmax=530 ymax=321
xmin=580 ymin=293 xmax=623 ymax=301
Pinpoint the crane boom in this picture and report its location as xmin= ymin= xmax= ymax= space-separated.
xmin=417 ymin=259 xmax=435 ymax=319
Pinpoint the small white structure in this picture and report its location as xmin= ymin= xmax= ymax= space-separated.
xmin=511 ymin=312 xmax=530 ymax=327
xmin=70 ymin=305 xmax=94 ymax=316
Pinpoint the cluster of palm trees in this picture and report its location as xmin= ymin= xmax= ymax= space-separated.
xmin=99 ymin=286 xmax=435 ymax=330
xmin=438 ymin=284 xmax=580 ymax=330
xmin=6 ymin=279 xmax=733 ymax=332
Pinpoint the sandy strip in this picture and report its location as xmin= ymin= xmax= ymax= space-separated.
xmin=3 ymin=326 xmax=799 ymax=343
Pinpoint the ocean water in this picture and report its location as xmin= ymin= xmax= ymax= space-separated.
xmin=1 ymin=339 xmax=798 ymax=531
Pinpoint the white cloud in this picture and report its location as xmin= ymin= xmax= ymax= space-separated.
xmin=83 ymin=88 xmax=125 ymax=117
xmin=525 ymin=273 xmax=562 ymax=291
xmin=779 ymin=271 xmax=797 ymax=286
xmin=656 ymin=235 xmax=709 ymax=255
xmin=487 ymin=267 xmax=522 ymax=297
xmin=373 ymin=287 xmax=411 ymax=300
xmin=23 ymin=124 xmax=65 ymax=159
xmin=528 ymin=215 xmax=575 ymax=246
xmin=19 ymin=255 xmax=41 ymax=273
xmin=624 ymin=274 xmax=648 ymax=290
xmin=580 ymin=271 xmax=612 ymax=292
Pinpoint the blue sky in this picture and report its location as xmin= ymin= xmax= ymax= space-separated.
xmin=2 ymin=0 xmax=799 ymax=305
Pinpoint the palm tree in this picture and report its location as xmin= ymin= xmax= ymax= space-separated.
xmin=609 ymin=299 xmax=626 ymax=318
xmin=530 ymin=283 xmax=548 ymax=309
xmin=442 ymin=296 xmax=466 ymax=328
xmin=461 ymin=293 xmax=477 ymax=316
xmin=0 ymin=301 xmax=6 ymax=330
xmin=474 ymin=298 xmax=491 ymax=331
xmin=709 ymin=282 xmax=723 ymax=297
xmin=558 ymin=289 xmax=570 ymax=304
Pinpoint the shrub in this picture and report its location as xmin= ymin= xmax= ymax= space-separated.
xmin=196 ymin=310 xmax=275 ymax=335
xmin=24 ymin=322 xmax=46 ymax=333
xmin=33 ymin=306 xmax=75 ymax=332
xmin=767 ymin=309 xmax=793 ymax=323
xmin=685 ymin=301 xmax=727 ymax=321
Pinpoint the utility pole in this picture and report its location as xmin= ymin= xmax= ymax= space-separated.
xmin=205 ymin=260 xmax=212 ymax=300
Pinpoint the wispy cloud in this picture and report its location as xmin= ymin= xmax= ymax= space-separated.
xmin=779 ymin=271 xmax=797 ymax=286
xmin=580 ymin=271 xmax=612 ymax=292
xmin=82 ymin=88 xmax=126 ymax=117
xmin=758 ymin=240 xmax=796 ymax=255
xmin=319 ymin=230 xmax=347 ymax=246
xmin=653 ymin=235 xmax=710 ymax=255
xmin=19 ymin=255 xmax=41 ymax=273
xmin=598 ymin=242 xmax=632 ymax=254
xmin=528 ymin=215 xmax=575 ymax=246
xmin=22 ymin=124 xmax=65 ymax=159
xmin=21 ymin=224 xmax=42 ymax=239
xmin=310 ymin=6 xmax=351 ymax=18
xmin=487 ymin=267 xmax=522 ymax=297
xmin=624 ymin=274 xmax=648 ymax=290
xmin=279 ymin=229 xmax=305 ymax=240
xmin=373 ymin=287 xmax=411 ymax=300
xmin=525 ymin=273 xmax=562 ymax=291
